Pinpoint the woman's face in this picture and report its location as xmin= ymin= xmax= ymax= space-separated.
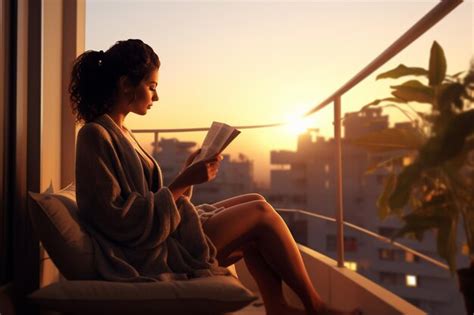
xmin=129 ymin=68 xmax=159 ymax=115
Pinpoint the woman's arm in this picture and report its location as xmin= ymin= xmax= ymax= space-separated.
xmin=76 ymin=124 xmax=182 ymax=246
xmin=168 ymin=177 xmax=191 ymax=202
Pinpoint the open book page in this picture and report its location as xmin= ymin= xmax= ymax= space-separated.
xmin=192 ymin=122 xmax=241 ymax=164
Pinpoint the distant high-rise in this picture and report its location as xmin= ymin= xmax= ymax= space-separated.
xmin=268 ymin=108 xmax=466 ymax=315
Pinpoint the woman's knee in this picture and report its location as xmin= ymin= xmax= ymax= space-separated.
xmin=252 ymin=200 xmax=280 ymax=222
xmin=248 ymin=193 xmax=266 ymax=202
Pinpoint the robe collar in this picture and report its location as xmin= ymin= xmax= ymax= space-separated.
xmin=93 ymin=113 xmax=148 ymax=194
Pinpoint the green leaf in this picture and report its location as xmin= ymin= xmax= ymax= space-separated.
xmin=438 ymin=83 xmax=465 ymax=112
xmin=436 ymin=210 xmax=458 ymax=273
xmin=447 ymin=71 xmax=465 ymax=79
xmin=391 ymin=80 xmax=434 ymax=104
xmin=377 ymin=64 xmax=428 ymax=80
xmin=393 ymin=196 xmax=451 ymax=240
xmin=360 ymin=97 xmax=406 ymax=111
xmin=376 ymin=173 xmax=397 ymax=220
xmin=463 ymin=69 xmax=474 ymax=87
xmin=434 ymin=109 xmax=474 ymax=163
xmin=464 ymin=209 xmax=474 ymax=256
xmin=388 ymin=163 xmax=422 ymax=210
xmin=365 ymin=155 xmax=406 ymax=175
xmin=394 ymin=212 xmax=436 ymax=242
xmin=416 ymin=111 xmax=437 ymax=124
xmin=429 ymin=41 xmax=447 ymax=86
xmin=350 ymin=127 xmax=425 ymax=153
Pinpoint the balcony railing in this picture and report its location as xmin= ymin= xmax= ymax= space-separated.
xmin=276 ymin=208 xmax=449 ymax=271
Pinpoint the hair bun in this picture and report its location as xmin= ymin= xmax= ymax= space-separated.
xmin=98 ymin=50 xmax=105 ymax=67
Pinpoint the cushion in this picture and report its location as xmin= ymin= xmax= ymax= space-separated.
xmin=28 ymin=183 xmax=98 ymax=280
xmin=29 ymin=275 xmax=258 ymax=314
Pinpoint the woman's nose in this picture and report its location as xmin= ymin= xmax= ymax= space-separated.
xmin=152 ymin=92 xmax=159 ymax=102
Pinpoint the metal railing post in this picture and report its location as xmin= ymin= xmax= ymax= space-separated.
xmin=334 ymin=96 xmax=345 ymax=268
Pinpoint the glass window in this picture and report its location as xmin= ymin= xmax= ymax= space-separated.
xmin=379 ymin=248 xmax=396 ymax=261
xmin=344 ymin=261 xmax=358 ymax=271
xmin=380 ymin=272 xmax=399 ymax=285
xmin=406 ymin=275 xmax=418 ymax=287
xmin=405 ymin=252 xmax=420 ymax=263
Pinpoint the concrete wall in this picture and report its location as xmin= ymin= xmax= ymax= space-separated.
xmin=39 ymin=0 xmax=85 ymax=289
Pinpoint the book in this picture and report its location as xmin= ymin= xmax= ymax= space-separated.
xmin=192 ymin=122 xmax=241 ymax=164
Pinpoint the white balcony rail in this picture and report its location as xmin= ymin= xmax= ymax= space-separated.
xmin=275 ymin=208 xmax=450 ymax=271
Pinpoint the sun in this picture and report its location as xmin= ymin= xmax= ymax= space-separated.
xmin=285 ymin=115 xmax=314 ymax=136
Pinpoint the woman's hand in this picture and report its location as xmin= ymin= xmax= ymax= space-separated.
xmin=180 ymin=154 xmax=223 ymax=186
xmin=169 ymin=154 xmax=223 ymax=201
xmin=182 ymin=148 xmax=202 ymax=170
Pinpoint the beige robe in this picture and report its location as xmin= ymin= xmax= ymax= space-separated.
xmin=75 ymin=113 xmax=229 ymax=282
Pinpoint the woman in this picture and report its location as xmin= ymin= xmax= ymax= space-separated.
xmin=70 ymin=39 xmax=361 ymax=315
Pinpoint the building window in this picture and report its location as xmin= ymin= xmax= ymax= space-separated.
xmin=326 ymin=235 xmax=357 ymax=252
xmin=379 ymin=249 xmax=396 ymax=261
xmin=324 ymin=164 xmax=330 ymax=173
xmin=345 ymin=237 xmax=357 ymax=252
xmin=344 ymin=261 xmax=357 ymax=271
xmin=380 ymin=272 xmax=399 ymax=285
xmin=404 ymin=252 xmax=420 ymax=263
xmin=406 ymin=275 xmax=418 ymax=287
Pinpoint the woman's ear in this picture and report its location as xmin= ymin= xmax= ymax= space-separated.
xmin=118 ymin=75 xmax=133 ymax=94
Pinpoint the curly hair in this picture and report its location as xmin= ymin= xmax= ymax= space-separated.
xmin=69 ymin=39 xmax=160 ymax=124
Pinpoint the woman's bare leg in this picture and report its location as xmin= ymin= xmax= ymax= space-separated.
xmin=210 ymin=194 xmax=287 ymax=311
xmin=211 ymin=193 xmax=267 ymax=209
xmin=205 ymin=197 xmax=322 ymax=313
xmin=205 ymin=196 xmax=360 ymax=315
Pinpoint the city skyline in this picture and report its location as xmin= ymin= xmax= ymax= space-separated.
xmin=86 ymin=0 xmax=473 ymax=186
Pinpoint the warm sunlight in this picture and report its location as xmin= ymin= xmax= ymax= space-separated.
xmin=285 ymin=114 xmax=314 ymax=136
xmin=86 ymin=0 xmax=473 ymax=188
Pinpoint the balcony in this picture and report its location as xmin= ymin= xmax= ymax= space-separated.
xmin=0 ymin=0 xmax=468 ymax=315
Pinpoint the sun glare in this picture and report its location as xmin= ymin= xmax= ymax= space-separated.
xmin=285 ymin=115 xmax=314 ymax=136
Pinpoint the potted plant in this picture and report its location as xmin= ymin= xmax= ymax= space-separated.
xmin=352 ymin=41 xmax=474 ymax=314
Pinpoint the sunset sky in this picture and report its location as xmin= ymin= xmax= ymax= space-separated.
xmin=86 ymin=0 xmax=473 ymax=186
